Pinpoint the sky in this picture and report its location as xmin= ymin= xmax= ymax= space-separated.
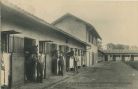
xmin=5 ymin=0 xmax=138 ymax=46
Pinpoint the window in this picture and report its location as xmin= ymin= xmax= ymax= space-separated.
xmin=13 ymin=36 xmax=24 ymax=53
xmin=1 ymin=33 xmax=9 ymax=52
xmin=91 ymin=35 xmax=93 ymax=44
xmin=59 ymin=45 xmax=66 ymax=53
xmin=88 ymin=34 xmax=91 ymax=42
xmin=66 ymin=46 xmax=69 ymax=52
xmin=88 ymin=33 xmax=94 ymax=44
xmin=93 ymin=37 xmax=96 ymax=45
xmin=92 ymin=37 xmax=97 ymax=46
xmin=46 ymin=43 xmax=51 ymax=54
xmin=78 ymin=49 xmax=80 ymax=56
xmin=1 ymin=34 xmax=24 ymax=53
xmin=9 ymin=35 xmax=13 ymax=52
xmin=51 ymin=43 xmax=58 ymax=53
xmin=39 ymin=41 xmax=47 ymax=53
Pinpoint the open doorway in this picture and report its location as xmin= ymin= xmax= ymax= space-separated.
xmin=105 ymin=55 xmax=108 ymax=61
xmin=51 ymin=44 xmax=58 ymax=75
xmin=24 ymin=37 xmax=36 ymax=82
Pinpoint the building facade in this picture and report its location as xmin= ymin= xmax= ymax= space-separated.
xmin=52 ymin=13 xmax=102 ymax=67
xmin=0 ymin=1 xmax=89 ymax=88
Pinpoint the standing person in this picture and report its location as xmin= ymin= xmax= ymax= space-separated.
xmin=31 ymin=54 xmax=37 ymax=82
xmin=66 ymin=51 xmax=71 ymax=72
xmin=74 ymin=51 xmax=79 ymax=73
xmin=69 ymin=50 xmax=75 ymax=71
xmin=37 ymin=51 xmax=45 ymax=83
xmin=25 ymin=51 xmax=31 ymax=81
xmin=52 ymin=50 xmax=58 ymax=75
xmin=29 ymin=44 xmax=38 ymax=82
xmin=58 ymin=52 xmax=64 ymax=76
xmin=27 ymin=54 xmax=37 ymax=82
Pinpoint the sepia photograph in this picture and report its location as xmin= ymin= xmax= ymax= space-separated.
xmin=0 ymin=0 xmax=138 ymax=89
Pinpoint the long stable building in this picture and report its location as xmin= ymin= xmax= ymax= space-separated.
xmin=0 ymin=1 xmax=101 ymax=88
xmin=103 ymin=50 xmax=138 ymax=61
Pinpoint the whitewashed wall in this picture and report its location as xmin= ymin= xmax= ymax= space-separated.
xmin=1 ymin=21 xmax=86 ymax=86
xmin=54 ymin=17 xmax=87 ymax=42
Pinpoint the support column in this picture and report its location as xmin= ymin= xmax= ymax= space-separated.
xmin=120 ymin=55 xmax=121 ymax=61
xmin=129 ymin=55 xmax=131 ymax=61
xmin=110 ymin=55 xmax=113 ymax=61
xmin=0 ymin=2 xmax=2 ymax=88
xmin=108 ymin=55 xmax=110 ymax=61
xmin=121 ymin=55 xmax=125 ymax=61
xmin=105 ymin=55 xmax=108 ymax=61
xmin=113 ymin=55 xmax=116 ymax=61
xmin=130 ymin=55 xmax=134 ymax=61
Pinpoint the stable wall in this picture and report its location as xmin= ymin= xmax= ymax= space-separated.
xmin=1 ymin=20 xmax=86 ymax=86
xmin=86 ymin=44 xmax=98 ymax=67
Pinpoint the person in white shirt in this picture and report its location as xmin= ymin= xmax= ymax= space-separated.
xmin=74 ymin=50 xmax=79 ymax=73
xmin=37 ymin=51 xmax=45 ymax=83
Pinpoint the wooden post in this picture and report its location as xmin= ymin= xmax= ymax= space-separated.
xmin=0 ymin=9 xmax=1 ymax=89
xmin=9 ymin=35 xmax=14 ymax=88
xmin=122 ymin=55 xmax=125 ymax=61
xmin=113 ymin=55 xmax=116 ymax=61
xmin=131 ymin=55 xmax=134 ymax=61
xmin=44 ymin=54 xmax=46 ymax=79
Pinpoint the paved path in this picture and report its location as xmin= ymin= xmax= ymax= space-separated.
xmin=49 ymin=61 xmax=138 ymax=89
xmin=12 ymin=72 xmax=75 ymax=89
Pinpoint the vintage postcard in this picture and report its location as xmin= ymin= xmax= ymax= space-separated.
xmin=0 ymin=0 xmax=138 ymax=89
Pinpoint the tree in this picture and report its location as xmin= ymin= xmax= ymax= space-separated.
xmin=97 ymin=40 xmax=103 ymax=50
xmin=106 ymin=43 xmax=129 ymax=50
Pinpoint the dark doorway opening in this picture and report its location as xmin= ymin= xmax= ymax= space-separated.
xmin=24 ymin=37 xmax=36 ymax=82
xmin=51 ymin=44 xmax=58 ymax=75
xmin=105 ymin=55 xmax=108 ymax=61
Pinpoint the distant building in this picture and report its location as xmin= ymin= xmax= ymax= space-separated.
xmin=102 ymin=50 xmax=138 ymax=61
xmin=52 ymin=13 xmax=102 ymax=67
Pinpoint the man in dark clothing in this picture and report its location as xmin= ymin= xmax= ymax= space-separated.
xmin=31 ymin=54 xmax=37 ymax=81
xmin=58 ymin=53 xmax=64 ymax=76
xmin=25 ymin=43 xmax=38 ymax=82
xmin=25 ymin=52 xmax=31 ymax=81
xmin=52 ymin=50 xmax=58 ymax=75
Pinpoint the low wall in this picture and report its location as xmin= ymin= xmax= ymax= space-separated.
xmin=12 ymin=53 xmax=25 ymax=87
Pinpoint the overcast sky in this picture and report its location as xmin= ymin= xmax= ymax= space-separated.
xmin=6 ymin=0 xmax=138 ymax=46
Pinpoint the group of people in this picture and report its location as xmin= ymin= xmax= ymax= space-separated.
xmin=25 ymin=44 xmax=81 ymax=83
xmin=55 ymin=49 xmax=80 ymax=77
xmin=25 ymin=45 xmax=44 ymax=83
xmin=58 ymin=49 xmax=80 ymax=76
